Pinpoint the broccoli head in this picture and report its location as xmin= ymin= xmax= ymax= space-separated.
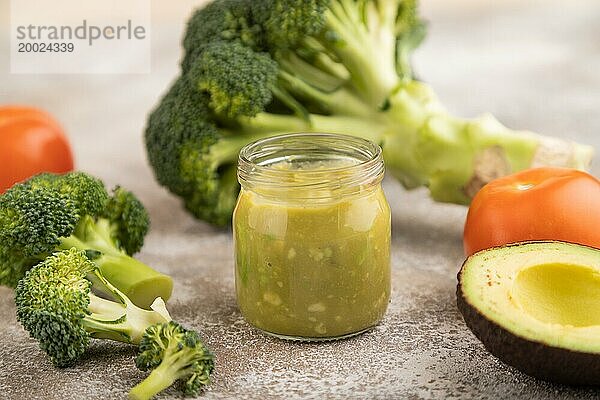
xmin=15 ymin=249 xmax=171 ymax=367
xmin=145 ymin=0 xmax=594 ymax=226
xmin=0 ymin=172 xmax=172 ymax=308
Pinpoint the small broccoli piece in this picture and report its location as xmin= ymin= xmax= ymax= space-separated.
xmin=129 ymin=322 xmax=214 ymax=400
xmin=0 ymin=172 xmax=172 ymax=308
xmin=15 ymin=249 xmax=171 ymax=367
xmin=145 ymin=0 xmax=594 ymax=226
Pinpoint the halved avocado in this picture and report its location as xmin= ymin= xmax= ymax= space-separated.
xmin=457 ymin=241 xmax=600 ymax=385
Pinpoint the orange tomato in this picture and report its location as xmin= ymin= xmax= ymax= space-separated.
xmin=0 ymin=106 xmax=74 ymax=193
xmin=463 ymin=167 xmax=600 ymax=256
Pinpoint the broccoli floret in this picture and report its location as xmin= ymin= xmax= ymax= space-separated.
xmin=102 ymin=186 xmax=150 ymax=255
xmin=129 ymin=322 xmax=214 ymax=400
xmin=15 ymin=249 xmax=171 ymax=367
xmin=181 ymin=0 xmax=262 ymax=71
xmin=257 ymin=0 xmax=327 ymax=50
xmin=145 ymin=0 xmax=594 ymax=226
xmin=0 ymin=172 xmax=172 ymax=308
xmin=192 ymin=41 xmax=278 ymax=119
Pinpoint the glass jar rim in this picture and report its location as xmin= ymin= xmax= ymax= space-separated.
xmin=237 ymin=132 xmax=384 ymax=199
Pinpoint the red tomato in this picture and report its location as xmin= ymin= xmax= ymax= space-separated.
xmin=463 ymin=167 xmax=600 ymax=256
xmin=0 ymin=106 xmax=74 ymax=193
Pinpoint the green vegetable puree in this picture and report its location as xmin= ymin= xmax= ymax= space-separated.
xmin=233 ymin=170 xmax=391 ymax=339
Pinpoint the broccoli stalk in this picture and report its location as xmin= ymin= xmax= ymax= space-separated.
xmin=0 ymin=172 xmax=172 ymax=308
xmin=129 ymin=322 xmax=214 ymax=400
xmin=15 ymin=249 xmax=172 ymax=367
xmin=317 ymin=0 xmax=404 ymax=107
xmin=69 ymin=267 xmax=170 ymax=345
xmin=58 ymin=215 xmax=172 ymax=310
xmin=145 ymin=0 xmax=594 ymax=226
xmin=380 ymin=80 xmax=594 ymax=202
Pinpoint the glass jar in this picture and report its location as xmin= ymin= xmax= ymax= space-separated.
xmin=233 ymin=133 xmax=391 ymax=340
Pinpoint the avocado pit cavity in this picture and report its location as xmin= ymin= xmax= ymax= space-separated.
xmin=513 ymin=263 xmax=600 ymax=327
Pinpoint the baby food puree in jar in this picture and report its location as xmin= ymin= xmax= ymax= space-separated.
xmin=233 ymin=133 xmax=391 ymax=340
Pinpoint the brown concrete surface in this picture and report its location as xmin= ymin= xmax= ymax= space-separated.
xmin=1 ymin=0 xmax=600 ymax=398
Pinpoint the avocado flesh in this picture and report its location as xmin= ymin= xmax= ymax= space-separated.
xmin=458 ymin=241 xmax=600 ymax=384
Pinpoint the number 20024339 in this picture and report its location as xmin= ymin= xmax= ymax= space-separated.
xmin=17 ymin=42 xmax=74 ymax=52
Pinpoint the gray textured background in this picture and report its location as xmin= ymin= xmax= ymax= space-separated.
xmin=1 ymin=0 xmax=600 ymax=398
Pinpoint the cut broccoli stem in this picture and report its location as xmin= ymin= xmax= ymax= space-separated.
xmin=85 ymin=297 xmax=167 ymax=344
xmin=87 ymin=293 xmax=127 ymax=320
xmin=58 ymin=220 xmax=173 ymax=309
xmin=84 ymin=271 xmax=171 ymax=344
xmin=94 ymin=254 xmax=173 ymax=311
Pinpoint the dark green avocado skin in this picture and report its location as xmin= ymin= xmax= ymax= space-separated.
xmin=457 ymin=270 xmax=600 ymax=386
